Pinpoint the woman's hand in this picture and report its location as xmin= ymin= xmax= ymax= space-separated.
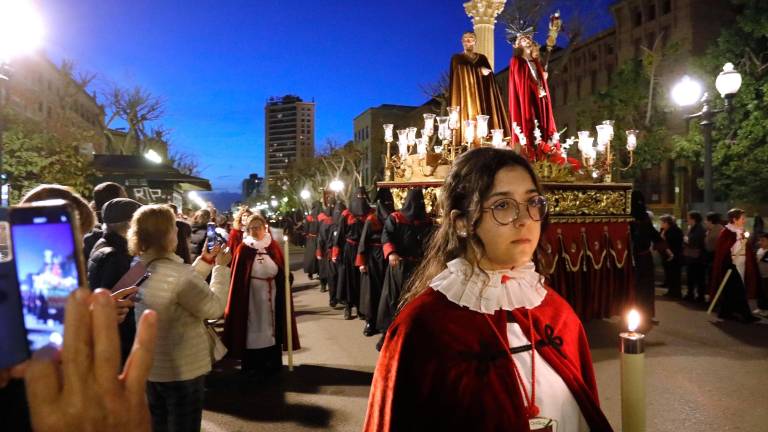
xmin=25 ymin=288 xmax=158 ymax=432
xmin=215 ymin=249 xmax=232 ymax=267
xmin=111 ymin=286 xmax=138 ymax=323
xmin=201 ymin=244 xmax=222 ymax=263
xmin=0 ymin=362 xmax=28 ymax=389
xmin=359 ymin=265 xmax=368 ymax=273
xmin=388 ymin=253 xmax=401 ymax=268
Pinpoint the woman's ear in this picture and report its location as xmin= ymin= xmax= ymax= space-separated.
xmin=450 ymin=210 xmax=469 ymax=238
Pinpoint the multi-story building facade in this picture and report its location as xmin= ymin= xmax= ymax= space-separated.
xmin=264 ymin=95 xmax=315 ymax=193
xmin=2 ymin=53 xmax=105 ymax=154
xmin=542 ymin=0 xmax=734 ymax=213
xmin=353 ymin=104 xmax=417 ymax=187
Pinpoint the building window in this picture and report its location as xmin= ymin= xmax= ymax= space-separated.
xmin=632 ymin=7 xmax=642 ymax=27
xmin=606 ymin=44 xmax=614 ymax=55
xmin=662 ymin=0 xmax=672 ymax=15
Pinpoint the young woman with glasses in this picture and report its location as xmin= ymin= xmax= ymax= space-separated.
xmin=364 ymin=148 xmax=612 ymax=432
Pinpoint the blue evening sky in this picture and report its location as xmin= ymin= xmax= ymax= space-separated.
xmin=41 ymin=0 xmax=614 ymax=193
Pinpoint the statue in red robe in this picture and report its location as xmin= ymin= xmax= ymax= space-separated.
xmin=508 ymin=33 xmax=557 ymax=159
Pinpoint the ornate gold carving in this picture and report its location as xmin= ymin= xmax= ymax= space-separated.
xmin=544 ymin=186 xmax=631 ymax=217
xmin=533 ymin=160 xmax=576 ymax=183
xmin=389 ymin=185 xmax=441 ymax=215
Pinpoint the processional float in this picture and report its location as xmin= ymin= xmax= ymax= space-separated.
xmin=377 ymin=9 xmax=638 ymax=321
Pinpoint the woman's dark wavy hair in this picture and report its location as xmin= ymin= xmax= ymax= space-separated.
xmin=401 ymin=148 xmax=547 ymax=306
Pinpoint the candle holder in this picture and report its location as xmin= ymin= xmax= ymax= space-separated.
xmin=383 ymin=124 xmax=394 ymax=181
xmin=619 ymin=310 xmax=645 ymax=432
xmin=577 ymin=120 xmax=638 ymax=182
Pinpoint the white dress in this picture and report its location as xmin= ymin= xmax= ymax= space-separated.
xmin=243 ymin=235 xmax=279 ymax=349
xmin=431 ymin=258 xmax=589 ymax=432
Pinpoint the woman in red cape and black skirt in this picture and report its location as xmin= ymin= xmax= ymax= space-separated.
xmin=364 ymin=148 xmax=612 ymax=432
xmin=222 ymin=214 xmax=300 ymax=377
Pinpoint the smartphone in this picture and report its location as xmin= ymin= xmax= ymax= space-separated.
xmin=206 ymin=222 xmax=217 ymax=251
xmin=130 ymin=271 xmax=151 ymax=303
xmin=6 ymin=200 xmax=86 ymax=360
xmin=0 ymin=207 xmax=27 ymax=369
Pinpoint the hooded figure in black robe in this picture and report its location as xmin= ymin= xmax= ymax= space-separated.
xmin=334 ymin=187 xmax=374 ymax=320
xmin=320 ymin=200 xmax=346 ymax=307
xmin=358 ymin=188 xmax=395 ymax=336
xmin=302 ymin=201 xmax=322 ymax=278
xmin=315 ymin=200 xmax=335 ymax=293
xmin=376 ymin=188 xmax=434 ymax=341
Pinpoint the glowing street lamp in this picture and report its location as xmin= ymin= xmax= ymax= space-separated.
xmin=0 ymin=0 xmax=45 ymax=206
xmin=188 ymin=191 xmax=207 ymax=209
xmin=144 ymin=149 xmax=163 ymax=164
xmin=672 ymin=63 xmax=742 ymax=211
xmin=329 ymin=179 xmax=344 ymax=193
xmin=300 ymin=189 xmax=311 ymax=200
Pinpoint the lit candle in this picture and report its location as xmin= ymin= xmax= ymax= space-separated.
xmin=283 ymin=235 xmax=294 ymax=371
xmin=476 ymin=114 xmax=489 ymax=139
xmin=620 ymin=309 xmax=645 ymax=432
xmin=423 ymin=113 xmax=435 ymax=136
xmin=491 ymin=129 xmax=504 ymax=148
xmin=448 ymin=106 xmax=460 ymax=130
xmin=463 ymin=119 xmax=476 ymax=145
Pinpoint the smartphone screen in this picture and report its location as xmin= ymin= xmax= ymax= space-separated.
xmin=10 ymin=201 xmax=85 ymax=353
xmin=0 ymin=208 xmax=29 ymax=369
xmin=206 ymin=222 xmax=217 ymax=251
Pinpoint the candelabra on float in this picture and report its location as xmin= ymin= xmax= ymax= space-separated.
xmin=577 ymin=121 xmax=639 ymax=183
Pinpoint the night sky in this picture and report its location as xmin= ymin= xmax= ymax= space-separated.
xmin=41 ymin=0 xmax=615 ymax=193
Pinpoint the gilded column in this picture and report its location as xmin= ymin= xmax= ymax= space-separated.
xmin=463 ymin=0 xmax=506 ymax=71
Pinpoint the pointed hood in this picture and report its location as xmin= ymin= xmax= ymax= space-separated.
xmin=349 ymin=187 xmax=371 ymax=217
xmin=375 ymin=188 xmax=395 ymax=222
xmin=630 ymin=191 xmax=648 ymax=222
xmin=401 ymin=188 xmax=427 ymax=221
xmin=310 ymin=201 xmax=322 ymax=217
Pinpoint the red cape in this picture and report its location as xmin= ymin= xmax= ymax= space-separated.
xmin=709 ymin=228 xmax=759 ymax=298
xmin=364 ymin=287 xmax=612 ymax=431
xmin=227 ymin=229 xmax=244 ymax=257
xmin=508 ymin=55 xmax=557 ymax=157
xmin=222 ymin=239 xmax=300 ymax=358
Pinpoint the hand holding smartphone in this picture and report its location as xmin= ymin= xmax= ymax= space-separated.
xmin=0 ymin=200 xmax=86 ymax=369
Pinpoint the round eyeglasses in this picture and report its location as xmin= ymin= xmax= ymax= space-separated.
xmin=482 ymin=195 xmax=548 ymax=225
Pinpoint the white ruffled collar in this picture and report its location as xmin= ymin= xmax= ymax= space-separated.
xmin=725 ymin=223 xmax=743 ymax=234
xmin=243 ymin=234 xmax=272 ymax=251
xmin=431 ymin=258 xmax=547 ymax=314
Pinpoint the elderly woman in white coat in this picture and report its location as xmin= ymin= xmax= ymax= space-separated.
xmin=129 ymin=204 xmax=232 ymax=432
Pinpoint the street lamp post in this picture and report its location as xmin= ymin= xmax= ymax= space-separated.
xmin=672 ymin=63 xmax=742 ymax=211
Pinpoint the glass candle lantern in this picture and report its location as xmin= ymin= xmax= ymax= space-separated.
xmin=626 ymin=130 xmax=639 ymax=151
xmin=423 ymin=113 xmax=436 ymax=136
xmin=476 ymin=115 xmax=490 ymax=139
xmin=464 ymin=119 xmax=476 ymax=145
xmin=383 ymin=124 xmax=394 ymax=143
xmin=448 ymin=106 xmax=460 ymax=130
xmin=491 ymin=129 xmax=504 ymax=148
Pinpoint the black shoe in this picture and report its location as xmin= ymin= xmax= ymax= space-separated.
xmin=363 ymin=322 xmax=378 ymax=337
xmin=741 ymin=314 xmax=760 ymax=324
xmin=344 ymin=306 xmax=353 ymax=320
xmin=329 ymin=300 xmax=337 ymax=308
xmin=320 ymin=284 xmax=328 ymax=293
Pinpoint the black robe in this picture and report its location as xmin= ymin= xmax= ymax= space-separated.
xmin=377 ymin=211 xmax=434 ymax=332
xmin=358 ymin=213 xmax=387 ymax=320
xmin=334 ymin=209 xmax=373 ymax=309
xmin=302 ymin=203 xmax=322 ymax=275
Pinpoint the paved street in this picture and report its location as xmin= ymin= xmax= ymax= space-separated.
xmin=202 ymin=249 xmax=768 ymax=431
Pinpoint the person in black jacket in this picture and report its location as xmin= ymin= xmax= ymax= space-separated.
xmin=630 ymin=192 xmax=669 ymax=329
xmin=684 ymin=211 xmax=707 ymax=302
xmin=87 ymin=198 xmax=142 ymax=363
xmin=83 ymin=182 xmax=127 ymax=260
xmin=189 ymin=209 xmax=211 ymax=261
xmin=660 ymin=214 xmax=684 ymax=298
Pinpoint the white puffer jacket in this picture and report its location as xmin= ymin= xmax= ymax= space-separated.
xmin=134 ymin=252 xmax=231 ymax=382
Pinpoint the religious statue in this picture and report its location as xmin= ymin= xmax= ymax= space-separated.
xmin=507 ymin=25 xmax=558 ymax=159
xmin=448 ymin=31 xmax=510 ymax=148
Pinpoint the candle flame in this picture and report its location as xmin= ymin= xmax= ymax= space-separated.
xmin=745 ymin=231 xmax=750 ymax=239
xmin=283 ymin=235 xmax=288 ymax=242
xmin=627 ymin=309 xmax=641 ymax=332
